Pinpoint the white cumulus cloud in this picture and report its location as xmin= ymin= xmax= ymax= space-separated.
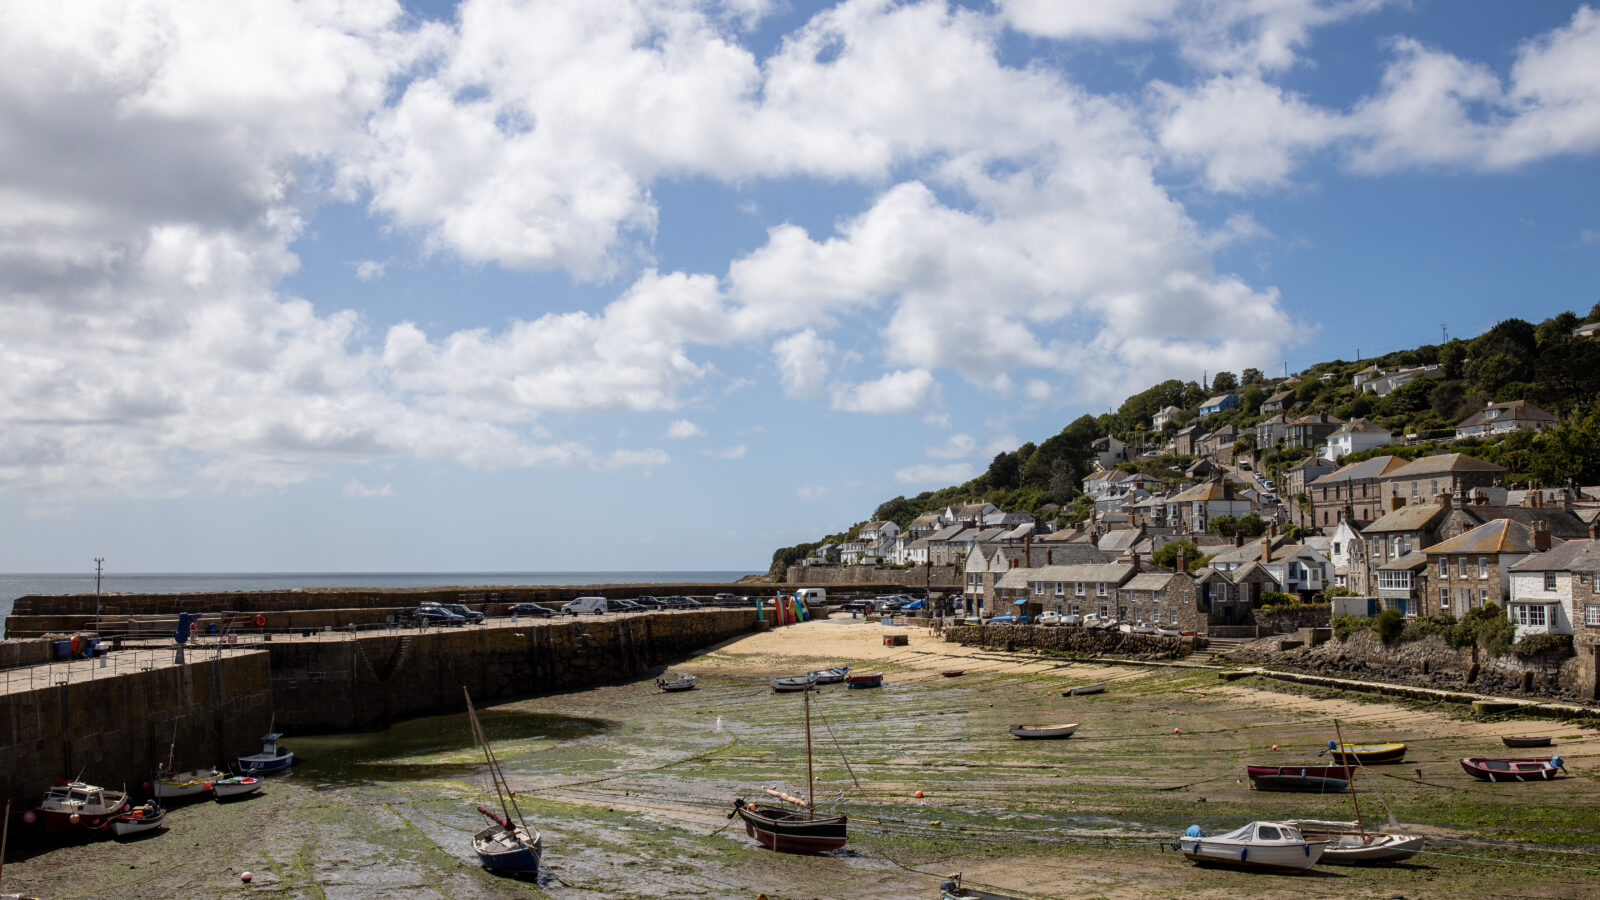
xmin=665 ymin=419 xmax=704 ymax=439
xmin=831 ymin=369 xmax=940 ymax=415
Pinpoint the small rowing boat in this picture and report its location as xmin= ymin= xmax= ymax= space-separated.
xmin=212 ymin=774 xmax=264 ymax=799
xmin=1067 ymin=682 xmax=1105 ymax=696
xmin=1008 ymin=723 xmax=1079 ymax=740
xmin=1250 ymin=774 xmax=1348 ymax=793
xmin=1285 ymin=819 xmax=1425 ymax=864
xmin=940 ymin=670 xmax=966 ymax=678
xmin=1325 ymin=741 xmax=1406 ymax=765
xmin=809 ymin=666 xmax=850 ymax=684
xmin=1460 ymin=756 xmax=1565 ymax=782
xmin=845 ymin=672 xmax=883 ymax=689
xmin=105 ymin=801 xmax=167 ymax=838
xmin=771 ymin=674 xmax=818 ymax=693
xmin=1502 ymin=735 xmax=1553 ymax=748
xmin=656 ymin=673 xmax=696 ymax=692
xmin=1246 ymin=764 xmax=1352 ymax=781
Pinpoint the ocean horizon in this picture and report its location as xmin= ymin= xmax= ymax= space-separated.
xmin=0 ymin=570 xmax=760 ymax=639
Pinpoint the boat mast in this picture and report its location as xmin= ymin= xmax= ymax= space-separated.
xmin=464 ymin=688 xmax=531 ymax=837
xmin=1334 ymin=719 xmax=1367 ymax=839
xmin=803 ymin=677 xmax=815 ymax=822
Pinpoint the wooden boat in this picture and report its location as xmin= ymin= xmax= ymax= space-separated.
xmin=1008 ymin=723 xmax=1080 ymax=740
xmin=1250 ymin=774 xmax=1348 ymax=793
xmin=1460 ymin=756 xmax=1565 ymax=782
xmin=34 ymin=781 xmax=130 ymax=833
xmin=940 ymin=873 xmax=1027 ymax=899
xmin=212 ymin=774 xmax=263 ymax=798
xmin=1325 ymin=741 xmax=1406 ymax=765
xmin=1067 ymin=682 xmax=1106 ymax=696
xmin=464 ymin=689 xmax=543 ymax=875
xmin=1502 ymin=735 xmax=1553 ymax=748
xmin=1285 ymin=819 xmax=1425 ymax=864
xmin=237 ymin=731 xmax=295 ymax=775
xmin=732 ymin=677 xmax=848 ymax=854
xmin=1155 ymin=626 xmax=1182 ymax=638
xmin=810 ymin=666 xmax=850 ymax=684
xmin=656 ymin=673 xmax=697 ymax=692
xmin=771 ymin=674 xmax=818 ymax=693
xmin=152 ymin=766 xmax=221 ymax=799
xmin=106 ymin=801 xmax=167 ymax=837
xmin=845 ymin=672 xmax=884 ymax=689
xmin=1178 ymin=821 xmax=1328 ymax=871
xmin=1246 ymin=764 xmax=1352 ymax=781
xmin=940 ymin=670 xmax=966 ymax=678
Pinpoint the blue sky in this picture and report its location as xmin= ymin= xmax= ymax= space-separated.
xmin=1 ymin=1 xmax=1597 ymax=574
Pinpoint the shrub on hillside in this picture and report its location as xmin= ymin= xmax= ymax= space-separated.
xmin=1332 ymin=614 xmax=1367 ymax=641
xmin=1400 ymin=614 xmax=1455 ymax=643
xmin=1372 ymin=608 xmax=1404 ymax=645
xmin=1513 ymin=632 xmax=1574 ymax=658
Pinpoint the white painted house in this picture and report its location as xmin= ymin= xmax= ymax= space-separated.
xmin=1324 ymin=418 xmax=1392 ymax=461
xmin=1506 ymin=540 xmax=1591 ymax=639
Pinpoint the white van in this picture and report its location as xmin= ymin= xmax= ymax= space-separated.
xmin=561 ymin=596 xmax=608 ymax=615
xmin=794 ymin=588 xmax=826 ymax=606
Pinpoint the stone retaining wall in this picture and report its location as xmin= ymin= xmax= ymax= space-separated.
xmin=944 ymin=624 xmax=1186 ymax=659
xmin=0 ymin=639 xmax=56 ymax=669
xmin=0 ymin=652 xmax=273 ymax=815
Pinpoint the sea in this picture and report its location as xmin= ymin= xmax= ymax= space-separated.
xmin=0 ymin=570 xmax=754 ymax=639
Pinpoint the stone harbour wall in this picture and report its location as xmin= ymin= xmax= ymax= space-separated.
xmin=267 ymin=609 xmax=759 ymax=732
xmin=944 ymin=624 xmax=1186 ymax=659
xmin=0 ymin=652 xmax=273 ymax=815
xmin=783 ymin=565 xmax=962 ymax=589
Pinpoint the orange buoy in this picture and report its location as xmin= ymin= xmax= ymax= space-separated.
xmin=914 ymin=790 xmax=924 ymax=798
xmin=242 ymin=872 xmax=253 ymax=883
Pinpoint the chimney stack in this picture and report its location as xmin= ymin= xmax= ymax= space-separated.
xmin=1439 ymin=492 xmax=1452 ymax=510
xmin=1260 ymin=536 xmax=1272 ymax=565
xmin=1532 ymin=520 xmax=1551 ymax=551
xmin=1128 ymin=550 xmax=1141 ymax=571
xmin=1046 ymin=549 xmax=1053 ymax=565
xmin=1589 ymin=519 xmax=1599 ymax=541
xmin=1177 ymin=548 xmax=1188 ymax=573
xmin=1233 ymin=533 xmax=1243 ymax=547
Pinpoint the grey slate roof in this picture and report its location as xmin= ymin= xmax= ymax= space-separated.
xmin=1508 ymin=540 xmax=1593 ymax=572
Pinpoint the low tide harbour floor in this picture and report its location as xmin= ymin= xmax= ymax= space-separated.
xmin=6 ymin=615 xmax=1600 ymax=899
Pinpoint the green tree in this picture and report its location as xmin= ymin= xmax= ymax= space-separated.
xmin=1066 ymin=495 xmax=1094 ymax=524
xmin=1241 ymin=367 xmax=1265 ymax=385
xmin=873 ymin=496 xmax=914 ymax=527
xmin=1212 ymin=371 xmax=1238 ymax=393
xmin=1152 ymin=540 xmax=1209 ymax=571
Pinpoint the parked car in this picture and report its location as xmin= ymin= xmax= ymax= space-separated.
xmin=421 ymin=601 xmax=483 ymax=624
xmin=609 ymin=598 xmax=646 ymax=612
xmin=402 ymin=606 xmax=465 ymax=626
xmin=561 ymin=596 xmax=609 ymax=615
xmin=900 ymin=598 xmax=926 ymax=611
xmin=631 ymin=595 xmax=667 ymax=609
xmin=505 ymin=602 xmax=555 ymax=617
xmin=712 ymin=592 xmax=739 ymax=603
xmin=659 ymin=595 xmax=700 ymax=608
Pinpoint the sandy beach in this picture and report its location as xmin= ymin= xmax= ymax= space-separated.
xmin=5 ymin=613 xmax=1598 ymax=899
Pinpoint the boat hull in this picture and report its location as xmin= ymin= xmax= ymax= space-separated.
xmin=35 ymin=783 xmax=130 ymax=834
xmin=1250 ymin=774 xmax=1349 ymax=793
xmin=212 ymin=776 xmax=263 ymax=798
xmin=1460 ymin=757 xmax=1562 ymax=782
xmin=1068 ymin=683 xmax=1105 ymax=696
xmin=1246 ymin=764 xmax=1352 ymax=780
xmin=237 ymin=752 xmax=295 ymax=775
xmin=1180 ymin=838 xmax=1325 ymax=871
xmin=810 ymin=667 xmax=849 ymax=684
xmin=107 ymin=803 xmax=167 ymax=837
xmin=657 ymin=675 xmax=696 ymax=692
xmin=1328 ymin=743 xmax=1406 ymax=765
xmin=473 ymin=823 xmax=542 ymax=874
xmin=1286 ymin=822 xmax=1424 ymax=864
xmin=152 ymin=768 xmax=220 ymax=799
xmin=770 ymin=675 xmax=816 ymax=693
xmin=844 ymin=673 xmax=883 ymax=689
xmin=1009 ymin=723 xmax=1080 ymax=740
xmin=734 ymin=802 xmax=847 ymax=854
xmin=1502 ymin=736 xmax=1553 ymax=748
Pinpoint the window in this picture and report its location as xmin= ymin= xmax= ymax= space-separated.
xmin=1514 ymin=605 xmax=1547 ymax=627
xmin=1333 ymin=542 xmax=1342 ymax=555
xmin=1480 ymin=589 xmax=1489 ymax=606
xmin=1096 ymin=582 xmax=1107 ymax=596
xmin=1586 ymin=605 xmax=1600 ymax=626
xmin=1099 ymin=604 xmax=1108 ymax=618
xmin=1070 ymin=604 xmax=1080 ymax=615
xmin=1075 ymin=582 xmax=1085 ymax=596
xmin=1545 ymin=572 xmax=1558 ymax=591
xmin=1440 ymin=588 xmax=1450 ymax=610
xmin=1055 ymin=582 xmax=1065 ymax=596
xmin=1459 ymin=558 xmax=1468 ymax=578
xmin=1478 ymin=558 xmax=1488 ymax=579
xmin=1378 ymin=570 xmax=1412 ymax=591
xmin=1118 ymin=605 xmax=1129 ymax=620
xmin=1216 ymin=583 xmax=1229 ymax=603
xmin=1033 ymin=582 xmax=1044 ymax=596
xmin=1439 ymin=559 xmax=1449 ymax=578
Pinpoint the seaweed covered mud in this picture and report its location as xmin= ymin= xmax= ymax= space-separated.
xmin=6 ymin=615 xmax=1599 ymax=899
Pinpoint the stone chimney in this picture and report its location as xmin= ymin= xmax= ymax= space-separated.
xmin=1532 ymin=520 xmax=1551 ymax=551
xmin=1439 ymin=492 xmax=1452 ymax=510
xmin=1589 ymin=519 xmax=1599 ymax=541
xmin=1524 ymin=491 xmax=1541 ymax=509
xmin=1128 ymin=550 xmax=1141 ymax=571
xmin=1046 ymin=548 xmax=1053 ymax=565
xmin=1260 ymin=536 xmax=1272 ymax=565
xmin=1177 ymin=548 xmax=1188 ymax=573
xmin=1233 ymin=533 xmax=1243 ymax=547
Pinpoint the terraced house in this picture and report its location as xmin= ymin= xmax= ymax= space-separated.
xmin=1423 ymin=519 xmax=1548 ymax=617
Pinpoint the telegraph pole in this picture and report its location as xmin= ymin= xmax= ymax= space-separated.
xmin=94 ymin=556 xmax=105 ymax=632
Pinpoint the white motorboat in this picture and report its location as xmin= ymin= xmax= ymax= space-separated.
xmin=1284 ymin=819 xmax=1425 ymax=864
xmin=1179 ymin=821 xmax=1329 ymax=871
xmin=35 ymin=781 xmax=131 ymax=833
xmin=238 ymin=731 xmax=295 ymax=775
xmin=106 ymin=801 xmax=167 ymax=837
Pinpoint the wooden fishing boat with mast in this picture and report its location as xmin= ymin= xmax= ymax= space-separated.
xmin=463 ymin=688 xmax=543 ymax=875
xmin=1288 ymin=721 xmax=1424 ymax=864
xmin=731 ymin=676 xmax=848 ymax=853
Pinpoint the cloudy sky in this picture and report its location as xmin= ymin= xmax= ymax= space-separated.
xmin=2 ymin=0 xmax=1598 ymax=573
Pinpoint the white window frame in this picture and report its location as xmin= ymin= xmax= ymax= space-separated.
xmin=1440 ymin=588 xmax=1450 ymax=610
xmin=1586 ymin=605 xmax=1600 ymax=626
xmin=1055 ymin=582 xmax=1065 ymax=596
xmin=1096 ymin=582 xmax=1107 ymax=596
xmin=1438 ymin=558 xmax=1448 ymax=578
xmin=1478 ymin=557 xmax=1488 ymax=580
xmin=1033 ymin=582 xmax=1044 ymax=596
xmin=1544 ymin=572 xmax=1558 ymax=591
xmin=1075 ymin=582 xmax=1085 ymax=596
xmin=1458 ymin=558 xmax=1468 ymax=578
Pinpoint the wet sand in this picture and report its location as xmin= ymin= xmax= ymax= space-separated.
xmin=6 ymin=613 xmax=1599 ymax=899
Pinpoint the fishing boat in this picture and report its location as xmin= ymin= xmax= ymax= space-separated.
xmin=732 ymin=677 xmax=848 ymax=854
xmin=464 ymin=689 xmax=543 ymax=875
xmin=1178 ymin=821 xmax=1328 ymax=871
xmin=1250 ymin=774 xmax=1348 ymax=793
xmin=1502 ymin=735 xmax=1554 ymax=748
xmin=1067 ymin=682 xmax=1106 ymax=696
xmin=152 ymin=766 xmax=221 ymax=800
xmin=939 ymin=873 xmax=1027 ymax=899
xmin=105 ymin=801 xmax=167 ymax=837
xmin=1460 ymin=756 xmax=1565 ymax=782
xmin=34 ymin=781 xmax=131 ymax=833
xmin=809 ymin=666 xmax=850 ymax=684
xmin=237 ymin=731 xmax=295 ymax=775
xmin=845 ymin=672 xmax=884 ymax=689
xmin=656 ymin=673 xmax=697 ymax=692
xmin=212 ymin=774 xmax=264 ymax=798
xmin=1008 ymin=723 xmax=1080 ymax=740
xmin=1325 ymin=741 xmax=1406 ymax=764
xmin=1288 ymin=721 xmax=1424 ymax=864
xmin=771 ymin=673 xmax=818 ymax=693
xmin=1285 ymin=819 xmax=1425 ymax=864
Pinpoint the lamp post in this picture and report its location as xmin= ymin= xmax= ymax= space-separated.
xmin=93 ymin=556 xmax=105 ymax=633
